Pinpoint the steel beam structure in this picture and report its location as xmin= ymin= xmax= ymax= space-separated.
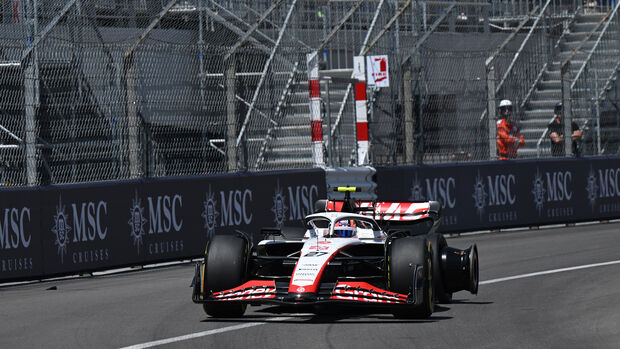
xmin=561 ymin=63 xmax=573 ymax=157
xmin=362 ymin=0 xmax=412 ymax=57
xmin=401 ymin=1 xmax=456 ymax=66
xmin=123 ymin=0 xmax=181 ymax=178
xmin=315 ymin=0 xmax=366 ymax=54
xmin=332 ymin=0 xmax=386 ymax=139
xmin=208 ymin=0 xmax=277 ymax=46
xmin=242 ymin=3 xmax=312 ymax=50
xmin=487 ymin=67 xmax=497 ymax=160
xmin=254 ymin=61 xmax=299 ymax=170
xmin=224 ymin=0 xmax=285 ymax=62
xmin=226 ymin=58 xmax=238 ymax=172
xmin=236 ymin=0 xmax=299 ymax=147
xmin=21 ymin=0 xmax=77 ymax=62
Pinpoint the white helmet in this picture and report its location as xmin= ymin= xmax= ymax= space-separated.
xmin=499 ymin=99 xmax=513 ymax=118
xmin=499 ymin=99 xmax=512 ymax=108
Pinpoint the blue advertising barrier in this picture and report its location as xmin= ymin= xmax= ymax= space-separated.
xmin=4 ymin=157 xmax=619 ymax=283
xmin=375 ymin=157 xmax=620 ymax=233
xmin=0 ymin=169 xmax=326 ymax=282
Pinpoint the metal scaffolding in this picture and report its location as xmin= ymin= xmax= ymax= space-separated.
xmin=0 ymin=0 xmax=619 ymax=186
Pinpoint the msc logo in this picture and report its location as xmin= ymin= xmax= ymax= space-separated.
xmin=487 ymin=174 xmax=517 ymax=206
xmin=0 ymin=207 xmax=31 ymax=250
xmin=585 ymin=166 xmax=599 ymax=210
xmin=272 ymin=181 xmax=288 ymax=227
xmin=271 ymin=180 xmax=318 ymax=227
xmin=584 ymin=166 xmax=620 ymax=210
xmin=409 ymin=174 xmax=424 ymax=201
xmin=200 ymin=187 xmax=253 ymax=230
xmin=595 ymin=168 xmax=620 ymax=198
xmin=128 ymin=191 xmax=147 ymax=254
xmin=471 ymin=172 xmax=516 ymax=215
xmin=147 ymin=194 xmax=183 ymax=234
xmin=201 ymin=186 xmax=219 ymax=240
xmin=128 ymin=191 xmax=183 ymax=254
xmin=220 ymin=189 xmax=253 ymax=227
xmin=472 ymin=172 xmax=488 ymax=218
xmin=531 ymin=168 xmax=573 ymax=216
xmin=51 ymin=196 xmax=71 ymax=263
xmin=52 ymin=195 xmax=108 ymax=263
xmin=409 ymin=174 xmax=456 ymax=209
xmin=531 ymin=169 xmax=546 ymax=215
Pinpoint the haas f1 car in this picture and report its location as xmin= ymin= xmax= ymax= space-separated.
xmin=192 ymin=187 xmax=478 ymax=319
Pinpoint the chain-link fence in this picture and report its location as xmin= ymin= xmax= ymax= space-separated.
xmin=1 ymin=0 xmax=620 ymax=186
xmin=567 ymin=2 xmax=620 ymax=157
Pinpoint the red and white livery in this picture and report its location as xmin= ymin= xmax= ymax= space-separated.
xmin=192 ymin=188 xmax=478 ymax=319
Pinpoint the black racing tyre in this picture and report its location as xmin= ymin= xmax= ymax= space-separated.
xmin=202 ymin=235 xmax=248 ymax=317
xmin=388 ymin=236 xmax=433 ymax=319
xmin=429 ymin=233 xmax=453 ymax=304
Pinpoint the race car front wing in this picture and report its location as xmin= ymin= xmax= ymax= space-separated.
xmin=191 ymin=261 xmax=425 ymax=307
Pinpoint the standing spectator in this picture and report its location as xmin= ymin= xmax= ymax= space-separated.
xmin=548 ymin=102 xmax=582 ymax=157
xmin=496 ymin=99 xmax=524 ymax=160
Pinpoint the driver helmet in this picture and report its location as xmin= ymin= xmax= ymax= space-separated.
xmin=499 ymin=99 xmax=513 ymax=119
xmin=333 ymin=220 xmax=356 ymax=238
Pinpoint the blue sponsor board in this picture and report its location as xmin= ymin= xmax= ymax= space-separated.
xmin=0 ymin=188 xmax=42 ymax=281
xmin=376 ymin=157 xmax=620 ymax=233
xmin=0 ymin=169 xmax=326 ymax=282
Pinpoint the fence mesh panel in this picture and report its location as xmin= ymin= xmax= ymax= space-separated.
xmin=0 ymin=0 xmax=619 ymax=186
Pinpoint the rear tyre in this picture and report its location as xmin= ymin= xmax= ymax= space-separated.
xmin=429 ymin=233 xmax=452 ymax=304
xmin=389 ymin=236 xmax=433 ymax=319
xmin=202 ymin=235 xmax=248 ymax=318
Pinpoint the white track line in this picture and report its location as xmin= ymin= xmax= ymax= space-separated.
xmin=120 ymin=259 xmax=620 ymax=349
xmin=119 ymin=317 xmax=292 ymax=349
xmin=480 ymin=259 xmax=620 ymax=285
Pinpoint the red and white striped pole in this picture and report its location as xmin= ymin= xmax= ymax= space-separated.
xmin=353 ymin=56 xmax=369 ymax=165
xmin=307 ymin=52 xmax=324 ymax=167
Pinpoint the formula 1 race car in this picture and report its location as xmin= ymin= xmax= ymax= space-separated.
xmin=192 ymin=187 xmax=478 ymax=319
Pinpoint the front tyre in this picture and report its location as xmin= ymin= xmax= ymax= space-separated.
xmin=389 ymin=236 xmax=433 ymax=319
xmin=202 ymin=235 xmax=248 ymax=318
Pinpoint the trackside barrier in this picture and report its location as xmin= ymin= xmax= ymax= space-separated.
xmin=325 ymin=166 xmax=377 ymax=201
xmin=0 ymin=169 xmax=326 ymax=283
xmin=375 ymin=157 xmax=620 ymax=233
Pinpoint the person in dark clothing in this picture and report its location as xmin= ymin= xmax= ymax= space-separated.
xmin=548 ymin=102 xmax=582 ymax=157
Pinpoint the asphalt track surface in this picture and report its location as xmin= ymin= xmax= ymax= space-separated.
xmin=2 ymin=222 xmax=620 ymax=349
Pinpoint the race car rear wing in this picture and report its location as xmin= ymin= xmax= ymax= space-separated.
xmin=314 ymin=187 xmax=442 ymax=232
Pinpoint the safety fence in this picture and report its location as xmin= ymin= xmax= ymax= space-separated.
xmin=561 ymin=1 xmax=620 ymax=157
xmin=1 ymin=0 xmax=620 ymax=187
